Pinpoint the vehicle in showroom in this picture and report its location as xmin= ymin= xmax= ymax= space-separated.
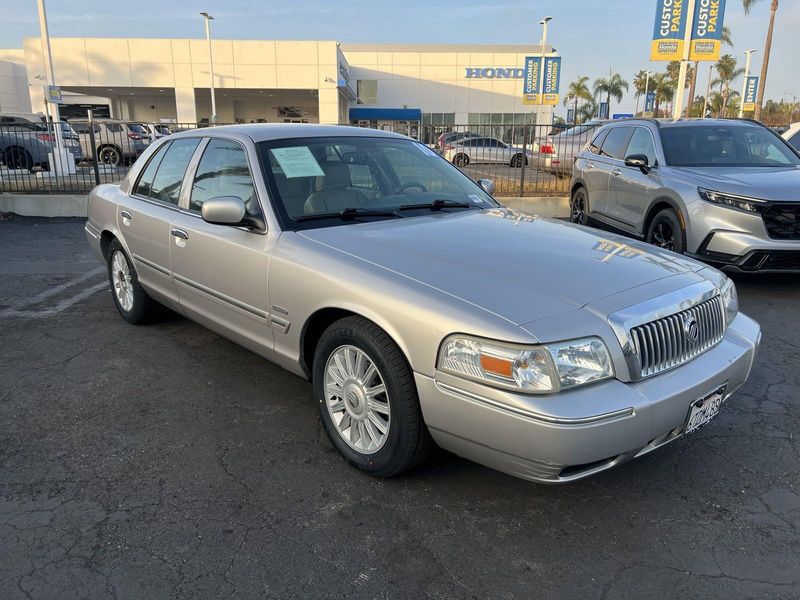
xmin=540 ymin=119 xmax=607 ymax=178
xmin=70 ymin=118 xmax=146 ymax=166
xmin=443 ymin=135 xmax=532 ymax=167
xmin=570 ymin=118 xmax=800 ymax=271
xmin=85 ymin=124 xmax=760 ymax=483
xmin=0 ymin=115 xmax=82 ymax=171
xmin=783 ymin=122 xmax=800 ymax=151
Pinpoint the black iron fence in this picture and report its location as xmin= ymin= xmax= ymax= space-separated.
xmin=0 ymin=120 xmax=580 ymax=197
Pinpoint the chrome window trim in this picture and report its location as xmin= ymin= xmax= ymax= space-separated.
xmin=607 ymin=280 xmax=722 ymax=381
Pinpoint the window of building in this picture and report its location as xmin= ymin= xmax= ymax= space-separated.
xmin=356 ymin=80 xmax=378 ymax=105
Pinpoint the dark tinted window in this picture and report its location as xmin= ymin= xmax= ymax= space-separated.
xmin=149 ymin=138 xmax=200 ymax=205
xmin=600 ymin=126 xmax=634 ymax=159
xmin=134 ymin=141 xmax=171 ymax=198
xmin=625 ymin=127 xmax=657 ymax=165
xmin=789 ymin=132 xmax=800 ymax=152
xmin=104 ymin=123 xmax=123 ymax=133
xmin=588 ymin=129 xmax=610 ymax=154
xmin=190 ymin=139 xmax=258 ymax=215
xmin=660 ymin=125 xmax=800 ymax=167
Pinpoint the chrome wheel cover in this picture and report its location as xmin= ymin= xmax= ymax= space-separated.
xmin=111 ymin=250 xmax=134 ymax=312
xmin=324 ymin=345 xmax=390 ymax=454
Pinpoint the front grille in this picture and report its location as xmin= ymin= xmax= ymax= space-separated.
xmin=762 ymin=204 xmax=800 ymax=240
xmin=630 ymin=296 xmax=725 ymax=377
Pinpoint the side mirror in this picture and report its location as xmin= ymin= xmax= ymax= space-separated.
xmin=201 ymin=196 xmax=246 ymax=225
xmin=477 ymin=178 xmax=495 ymax=196
xmin=624 ymin=153 xmax=651 ymax=174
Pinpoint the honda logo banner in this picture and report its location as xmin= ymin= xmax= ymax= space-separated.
xmin=651 ymin=0 xmax=688 ymax=61
xmin=689 ymin=0 xmax=727 ymax=61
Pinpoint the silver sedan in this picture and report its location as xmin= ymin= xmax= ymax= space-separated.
xmin=85 ymin=124 xmax=760 ymax=483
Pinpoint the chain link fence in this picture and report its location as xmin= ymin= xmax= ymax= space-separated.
xmin=0 ymin=119 xmax=594 ymax=197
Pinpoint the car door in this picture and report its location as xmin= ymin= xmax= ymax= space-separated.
xmin=607 ymin=126 xmax=661 ymax=229
xmin=593 ymin=126 xmax=635 ymax=222
xmin=579 ymin=127 xmax=614 ymax=217
xmin=169 ymin=136 xmax=275 ymax=354
xmin=119 ymin=137 xmax=200 ymax=305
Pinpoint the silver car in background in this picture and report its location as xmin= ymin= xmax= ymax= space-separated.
xmin=70 ymin=118 xmax=146 ymax=166
xmin=570 ymin=118 xmax=800 ymax=271
xmin=540 ymin=119 xmax=607 ymax=177
xmin=443 ymin=135 xmax=532 ymax=167
xmin=85 ymin=124 xmax=760 ymax=484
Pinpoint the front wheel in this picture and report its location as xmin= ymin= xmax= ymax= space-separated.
xmin=646 ymin=208 xmax=686 ymax=253
xmin=570 ymin=186 xmax=588 ymax=225
xmin=510 ymin=154 xmax=527 ymax=167
xmin=313 ymin=316 xmax=433 ymax=477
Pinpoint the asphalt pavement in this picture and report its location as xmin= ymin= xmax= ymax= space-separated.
xmin=1 ymin=216 xmax=799 ymax=599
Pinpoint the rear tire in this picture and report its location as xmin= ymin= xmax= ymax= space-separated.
xmin=4 ymin=147 xmax=33 ymax=172
xmin=98 ymin=145 xmax=122 ymax=166
xmin=510 ymin=154 xmax=527 ymax=167
xmin=106 ymin=239 xmax=162 ymax=324
xmin=646 ymin=208 xmax=686 ymax=253
xmin=313 ymin=316 xmax=434 ymax=477
xmin=453 ymin=153 xmax=469 ymax=167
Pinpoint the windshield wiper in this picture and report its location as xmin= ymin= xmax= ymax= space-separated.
xmin=294 ymin=207 xmax=400 ymax=222
xmin=397 ymin=199 xmax=475 ymax=212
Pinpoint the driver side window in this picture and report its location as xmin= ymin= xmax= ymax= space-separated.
xmin=625 ymin=127 xmax=657 ymax=166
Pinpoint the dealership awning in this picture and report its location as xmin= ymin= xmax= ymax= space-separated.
xmin=349 ymin=107 xmax=422 ymax=121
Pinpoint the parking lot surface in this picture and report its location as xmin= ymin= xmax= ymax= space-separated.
xmin=1 ymin=216 xmax=799 ymax=599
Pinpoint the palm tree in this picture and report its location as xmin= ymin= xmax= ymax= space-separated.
xmin=633 ymin=70 xmax=650 ymax=114
xmin=593 ymin=73 xmax=629 ymax=117
xmin=688 ymin=26 xmax=733 ymax=117
xmin=743 ymin=0 xmax=780 ymax=120
xmin=651 ymin=73 xmax=675 ymax=117
xmin=564 ymin=76 xmax=592 ymax=123
xmin=712 ymin=54 xmax=745 ymax=115
xmin=577 ymin=99 xmax=598 ymax=124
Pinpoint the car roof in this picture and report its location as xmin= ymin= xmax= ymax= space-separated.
xmin=170 ymin=123 xmax=412 ymax=143
xmin=605 ymin=117 xmax=767 ymax=129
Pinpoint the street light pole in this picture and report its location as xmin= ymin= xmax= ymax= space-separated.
xmin=702 ymin=63 xmax=714 ymax=118
xmin=200 ymin=12 xmax=217 ymax=124
xmin=36 ymin=0 xmax=68 ymax=174
xmin=738 ymin=49 xmax=758 ymax=119
xmin=672 ymin=0 xmax=697 ymax=120
xmin=538 ymin=16 xmax=552 ymax=122
xmin=644 ymin=70 xmax=652 ymax=115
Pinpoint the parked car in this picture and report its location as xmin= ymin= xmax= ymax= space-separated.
xmin=540 ymin=119 xmax=607 ymax=177
xmin=0 ymin=116 xmax=82 ymax=171
xmin=69 ymin=119 xmax=145 ymax=166
xmin=127 ymin=123 xmax=152 ymax=148
xmin=783 ymin=122 xmax=800 ymax=151
xmin=570 ymin=118 xmax=800 ymax=271
xmin=85 ymin=124 xmax=759 ymax=484
xmin=443 ymin=136 xmax=532 ymax=167
xmin=140 ymin=123 xmax=173 ymax=142
xmin=435 ymin=131 xmax=478 ymax=153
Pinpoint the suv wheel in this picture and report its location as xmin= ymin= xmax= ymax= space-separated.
xmin=570 ymin=186 xmax=588 ymax=225
xmin=646 ymin=208 xmax=686 ymax=253
xmin=98 ymin=145 xmax=122 ymax=166
xmin=453 ymin=153 xmax=469 ymax=167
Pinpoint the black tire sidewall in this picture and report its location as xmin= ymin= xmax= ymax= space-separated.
xmin=313 ymin=318 xmax=423 ymax=477
xmin=106 ymin=239 xmax=154 ymax=324
xmin=647 ymin=209 xmax=686 ymax=253
xmin=571 ymin=187 xmax=588 ymax=224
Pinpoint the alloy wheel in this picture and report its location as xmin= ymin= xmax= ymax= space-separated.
xmin=324 ymin=345 xmax=390 ymax=455
xmin=111 ymin=250 xmax=134 ymax=312
xmin=651 ymin=221 xmax=675 ymax=251
xmin=571 ymin=190 xmax=587 ymax=224
xmin=99 ymin=147 xmax=121 ymax=166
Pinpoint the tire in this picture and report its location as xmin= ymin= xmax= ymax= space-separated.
xmin=313 ymin=316 xmax=434 ymax=477
xmin=510 ymin=154 xmax=527 ymax=168
xmin=570 ymin=186 xmax=589 ymax=225
xmin=98 ymin=145 xmax=122 ymax=166
xmin=4 ymin=146 xmax=33 ymax=171
xmin=646 ymin=208 xmax=686 ymax=253
xmin=106 ymin=239 xmax=162 ymax=324
xmin=453 ymin=153 xmax=469 ymax=167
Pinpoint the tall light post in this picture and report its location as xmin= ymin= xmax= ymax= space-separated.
xmin=672 ymin=0 xmax=696 ymax=120
xmin=702 ymin=63 xmax=714 ymax=118
xmin=738 ymin=49 xmax=758 ymax=119
xmin=644 ymin=70 xmax=653 ymax=115
xmin=200 ymin=12 xmax=217 ymax=124
xmin=538 ymin=16 xmax=552 ymax=121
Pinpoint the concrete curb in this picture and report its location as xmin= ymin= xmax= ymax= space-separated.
xmin=0 ymin=194 xmax=88 ymax=218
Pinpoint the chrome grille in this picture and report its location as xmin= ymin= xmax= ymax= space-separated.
xmin=630 ymin=296 xmax=725 ymax=377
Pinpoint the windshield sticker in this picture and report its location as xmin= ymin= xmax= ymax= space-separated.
xmin=469 ymin=194 xmax=492 ymax=207
xmin=271 ymin=147 xmax=325 ymax=179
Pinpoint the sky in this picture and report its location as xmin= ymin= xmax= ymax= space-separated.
xmin=0 ymin=0 xmax=796 ymax=117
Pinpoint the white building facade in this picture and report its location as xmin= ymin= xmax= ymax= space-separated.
xmin=0 ymin=37 xmax=554 ymax=129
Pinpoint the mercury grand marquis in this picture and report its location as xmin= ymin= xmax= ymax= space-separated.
xmin=85 ymin=124 xmax=761 ymax=483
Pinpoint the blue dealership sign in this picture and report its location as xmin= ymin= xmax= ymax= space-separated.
xmin=522 ymin=56 xmax=541 ymax=95
xmin=645 ymin=92 xmax=656 ymax=113
xmin=541 ymin=57 xmax=561 ymax=105
xmin=743 ymin=76 xmax=759 ymax=111
xmin=599 ymin=101 xmax=609 ymax=119
xmin=567 ymin=108 xmax=575 ymax=124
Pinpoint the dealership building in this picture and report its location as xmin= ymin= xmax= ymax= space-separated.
xmin=0 ymin=37 xmax=554 ymax=134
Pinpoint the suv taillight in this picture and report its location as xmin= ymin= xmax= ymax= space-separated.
xmin=35 ymin=133 xmax=54 ymax=142
xmin=540 ymin=144 xmax=554 ymax=155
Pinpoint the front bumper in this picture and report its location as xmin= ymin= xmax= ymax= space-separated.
xmin=417 ymin=312 xmax=760 ymax=483
xmin=692 ymin=229 xmax=800 ymax=271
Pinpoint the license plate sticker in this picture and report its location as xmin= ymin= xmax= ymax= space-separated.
xmin=685 ymin=388 xmax=726 ymax=434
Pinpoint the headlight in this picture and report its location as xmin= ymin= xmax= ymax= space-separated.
xmin=720 ymin=277 xmax=738 ymax=325
xmin=437 ymin=335 xmax=614 ymax=394
xmin=698 ymin=188 xmax=767 ymax=214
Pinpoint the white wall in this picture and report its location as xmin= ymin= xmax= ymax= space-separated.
xmin=0 ymin=59 xmax=32 ymax=113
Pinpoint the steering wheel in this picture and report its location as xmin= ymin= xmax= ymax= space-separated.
xmin=393 ymin=181 xmax=428 ymax=195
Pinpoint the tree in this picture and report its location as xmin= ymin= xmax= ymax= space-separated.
xmin=743 ymin=0 xmax=780 ymax=120
xmin=651 ymin=73 xmax=675 ymax=117
xmin=564 ymin=76 xmax=592 ymax=123
xmin=577 ymin=99 xmax=598 ymax=124
xmin=593 ymin=73 xmax=629 ymax=117
xmin=633 ymin=70 xmax=650 ymax=114
xmin=711 ymin=54 xmax=745 ymax=115
xmin=687 ymin=26 xmax=732 ymax=117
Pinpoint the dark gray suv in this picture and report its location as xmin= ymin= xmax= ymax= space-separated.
xmin=570 ymin=118 xmax=800 ymax=272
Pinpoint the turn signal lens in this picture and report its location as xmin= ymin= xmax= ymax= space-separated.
xmin=479 ymin=354 xmax=513 ymax=378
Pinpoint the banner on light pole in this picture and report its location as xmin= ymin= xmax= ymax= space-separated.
xmin=651 ymin=0 xmax=688 ymax=61
xmin=689 ymin=0 xmax=727 ymax=61
xmin=743 ymin=76 xmax=758 ymax=112
xmin=644 ymin=92 xmax=656 ymax=113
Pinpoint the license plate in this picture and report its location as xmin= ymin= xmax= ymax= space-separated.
xmin=685 ymin=387 xmax=726 ymax=434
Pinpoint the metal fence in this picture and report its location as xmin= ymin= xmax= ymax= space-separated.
xmin=0 ymin=120 xmax=578 ymax=197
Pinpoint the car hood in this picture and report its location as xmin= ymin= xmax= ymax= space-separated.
xmin=669 ymin=166 xmax=800 ymax=201
xmin=297 ymin=209 xmax=705 ymax=325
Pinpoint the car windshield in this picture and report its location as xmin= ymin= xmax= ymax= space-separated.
xmin=661 ymin=125 xmax=800 ymax=167
xmin=258 ymin=136 xmax=497 ymax=229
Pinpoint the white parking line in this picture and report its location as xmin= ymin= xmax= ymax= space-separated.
xmin=16 ymin=266 xmax=106 ymax=308
xmin=0 ymin=281 xmax=109 ymax=319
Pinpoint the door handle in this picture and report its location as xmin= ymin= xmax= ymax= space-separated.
xmin=611 ymin=169 xmax=622 ymax=177
xmin=170 ymin=228 xmax=189 ymax=240
xmin=120 ymin=210 xmax=132 ymax=220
